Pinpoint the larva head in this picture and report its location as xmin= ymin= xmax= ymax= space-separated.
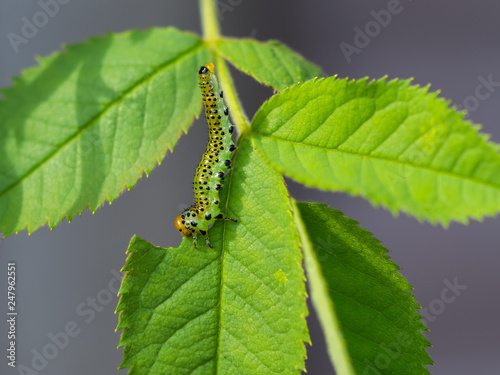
xmin=199 ymin=64 xmax=215 ymax=82
xmin=175 ymin=215 xmax=193 ymax=237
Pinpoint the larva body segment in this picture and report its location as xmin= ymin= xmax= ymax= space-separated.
xmin=174 ymin=64 xmax=237 ymax=248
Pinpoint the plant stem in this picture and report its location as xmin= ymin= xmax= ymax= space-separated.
xmin=200 ymin=0 xmax=220 ymax=43
xmin=199 ymin=0 xmax=251 ymax=136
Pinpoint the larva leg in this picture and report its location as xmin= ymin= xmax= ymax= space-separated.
xmin=215 ymin=213 xmax=237 ymax=222
xmin=193 ymin=231 xmax=213 ymax=249
xmin=204 ymin=234 xmax=213 ymax=248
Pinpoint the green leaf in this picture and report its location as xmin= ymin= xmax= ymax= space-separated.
xmin=116 ymin=139 xmax=309 ymax=374
xmin=291 ymin=199 xmax=356 ymax=375
xmin=251 ymin=76 xmax=500 ymax=224
xmin=295 ymin=202 xmax=432 ymax=374
xmin=216 ymin=38 xmax=322 ymax=91
xmin=0 ymin=27 xmax=209 ymax=236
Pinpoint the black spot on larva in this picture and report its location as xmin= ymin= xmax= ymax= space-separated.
xmin=205 ymin=213 xmax=212 ymax=220
xmin=229 ymin=145 xmax=236 ymax=151
xmin=221 ymin=131 xmax=225 ymax=135
xmin=217 ymin=115 xmax=221 ymax=119
xmin=186 ymin=213 xmax=191 ymax=217
xmin=220 ymin=91 xmax=223 ymax=97
xmin=214 ymin=109 xmax=218 ymax=114
xmin=182 ymin=220 xmax=185 ymax=224
xmin=214 ymin=200 xmax=219 ymax=205
xmin=200 ymin=230 xmax=207 ymax=236
xmin=220 ymin=147 xmax=224 ymax=150
xmin=178 ymin=229 xmax=182 ymax=233
xmin=224 ymin=108 xmax=228 ymax=116
xmin=181 ymin=215 xmax=185 ymax=219
xmin=199 ymin=66 xmax=209 ymax=74
xmin=229 ymin=126 xmax=234 ymax=133
xmin=215 ymin=213 xmax=223 ymax=219
xmin=224 ymin=160 xmax=231 ymax=167
xmin=191 ymin=221 xmax=198 ymax=227
xmin=217 ymin=172 xmax=224 ymax=178
xmin=206 ymin=187 xmax=210 ymax=190
xmin=215 ymin=184 xmax=221 ymax=190
xmin=208 ymin=171 xmax=213 ymax=175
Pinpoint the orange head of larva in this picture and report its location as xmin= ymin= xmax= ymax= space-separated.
xmin=205 ymin=63 xmax=215 ymax=73
xmin=175 ymin=215 xmax=193 ymax=237
xmin=199 ymin=63 xmax=215 ymax=77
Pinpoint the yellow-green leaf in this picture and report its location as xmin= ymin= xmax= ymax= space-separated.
xmin=295 ymin=202 xmax=432 ymax=374
xmin=252 ymin=77 xmax=500 ymax=224
xmin=0 ymin=27 xmax=209 ymax=236
xmin=116 ymin=139 xmax=309 ymax=374
xmin=216 ymin=38 xmax=322 ymax=91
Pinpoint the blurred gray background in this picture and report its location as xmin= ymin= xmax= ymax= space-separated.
xmin=1 ymin=1 xmax=499 ymax=374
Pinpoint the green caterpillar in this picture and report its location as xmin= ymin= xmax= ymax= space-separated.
xmin=174 ymin=63 xmax=237 ymax=248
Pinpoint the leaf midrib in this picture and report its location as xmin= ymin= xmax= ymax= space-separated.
xmin=0 ymin=41 xmax=205 ymax=199
xmin=214 ymin=135 xmax=243 ymax=374
xmin=252 ymin=132 xmax=500 ymax=191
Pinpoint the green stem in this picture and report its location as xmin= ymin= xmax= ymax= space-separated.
xmin=199 ymin=0 xmax=251 ymax=136
xmin=200 ymin=0 xmax=220 ymax=43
